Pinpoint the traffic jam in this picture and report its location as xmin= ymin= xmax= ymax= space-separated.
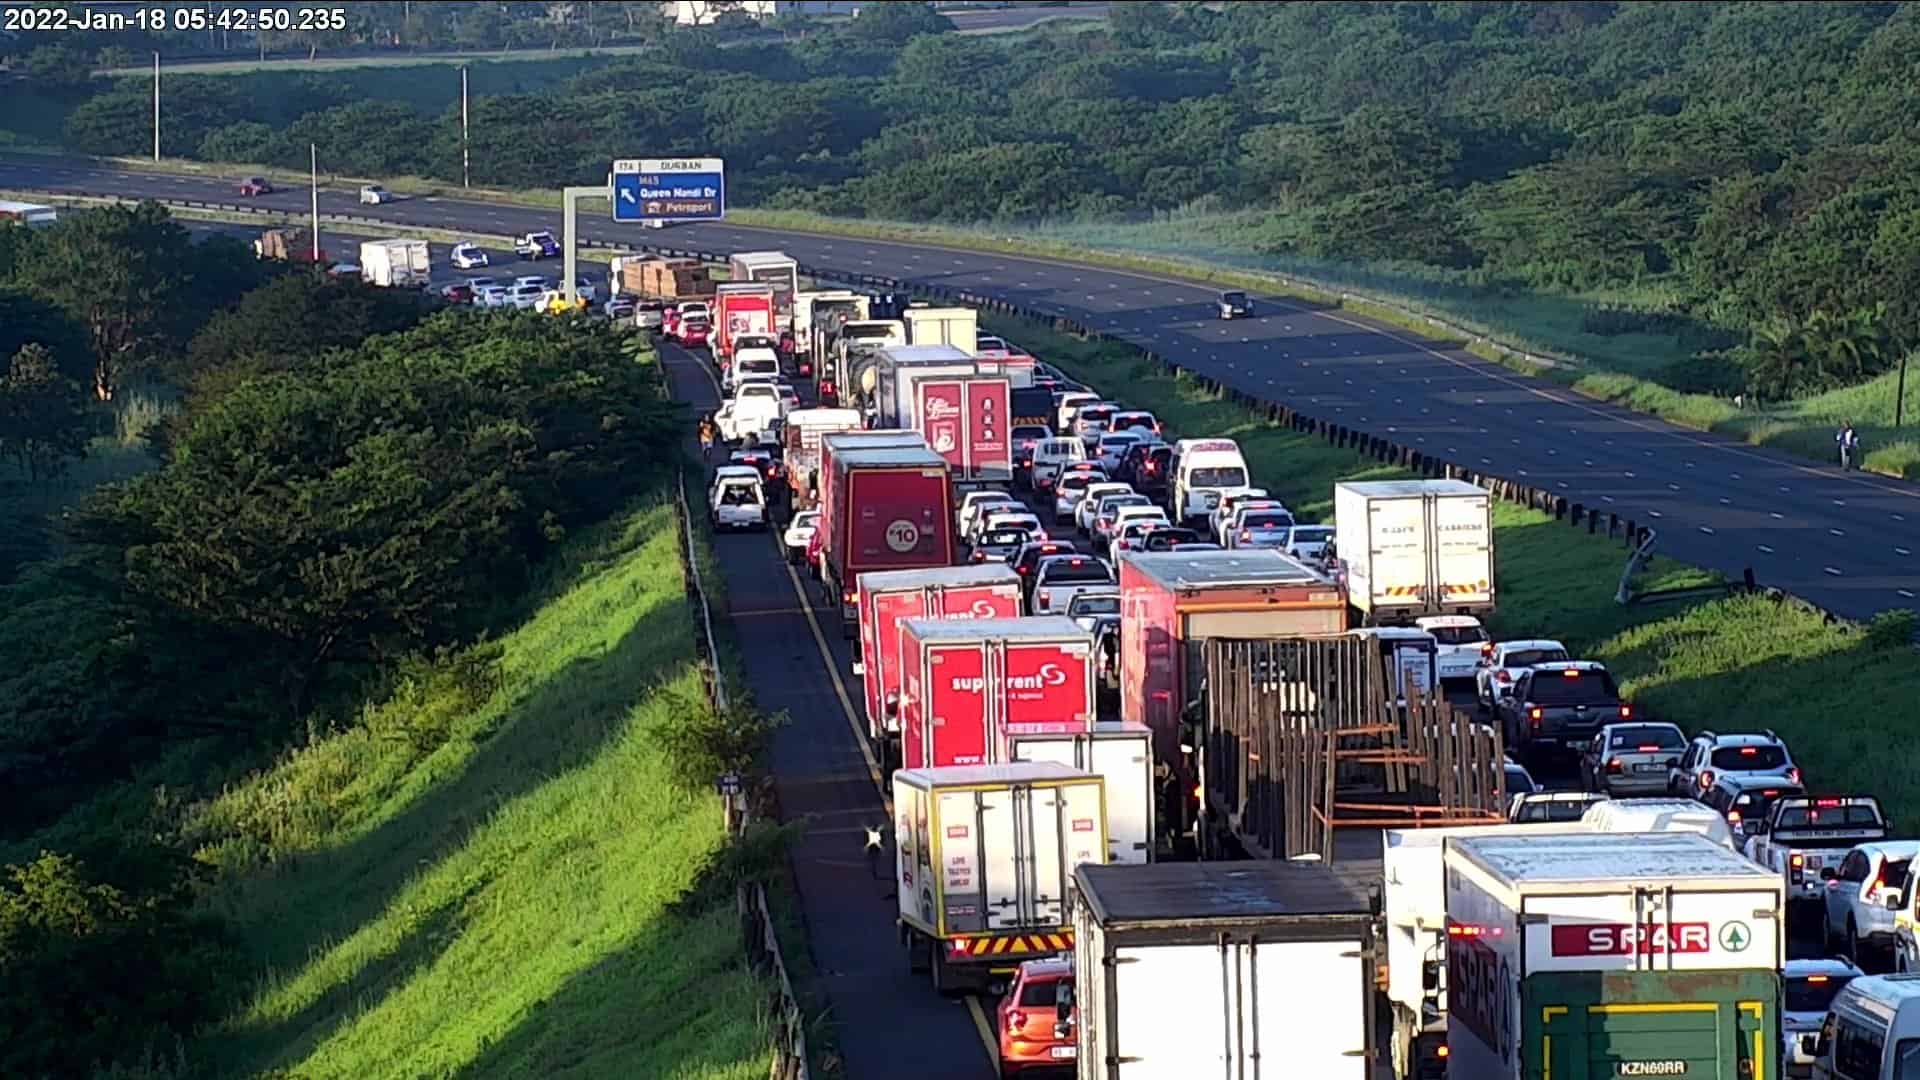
xmin=670 ymin=249 xmax=1920 ymax=1080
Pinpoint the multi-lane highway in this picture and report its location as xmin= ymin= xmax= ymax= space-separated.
xmin=10 ymin=153 xmax=1918 ymax=620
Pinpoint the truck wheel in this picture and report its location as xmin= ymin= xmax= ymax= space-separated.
xmin=840 ymin=617 xmax=856 ymax=641
xmin=929 ymin=945 xmax=958 ymax=997
xmin=907 ymin=930 xmax=930 ymax=974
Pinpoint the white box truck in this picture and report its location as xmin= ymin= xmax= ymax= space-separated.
xmin=1007 ymin=722 xmax=1154 ymax=865
xmin=358 ymin=238 xmax=430 ymax=288
xmin=1071 ymin=859 xmax=1381 ymax=1080
xmin=902 ymin=304 xmax=979 ymax=355
xmin=894 ymin=762 xmax=1106 ymax=995
xmin=1444 ymin=830 xmax=1783 ymax=1080
xmin=1334 ymin=478 xmax=1494 ymax=622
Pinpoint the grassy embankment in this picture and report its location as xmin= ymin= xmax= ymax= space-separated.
xmin=0 ymin=386 xmax=173 ymax=576
xmin=176 ymin=494 xmax=773 ymax=1078
xmin=995 ymin=312 xmax=1920 ymax=825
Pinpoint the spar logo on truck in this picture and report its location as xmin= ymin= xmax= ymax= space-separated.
xmin=1549 ymin=923 xmax=1711 ymax=957
xmin=944 ymin=598 xmax=1002 ymax=621
xmin=1447 ymin=929 xmax=1513 ymax=1062
xmin=950 ymin=663 xmax=1070 ymax=694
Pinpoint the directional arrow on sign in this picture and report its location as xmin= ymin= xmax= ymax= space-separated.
xmin=619 ymin=187 xmax=635 ymax=203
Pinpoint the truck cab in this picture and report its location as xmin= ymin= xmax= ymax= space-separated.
xmin=514 ymin=231 xmax=559 ymax=259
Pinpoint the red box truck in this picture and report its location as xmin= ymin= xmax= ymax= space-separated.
xmin=822 ymin=445 xmax=955 ymax=638
xmin=1118 ymin=548 xmax=1347 ymax=848
xmin=855 ymin=564 xmax=1024 ymax=767
xmin=897 ymin=616 xmax=1096 ymax=771
xmin=916 ymin=375 xmax=1012 ymax=488
xmin=713 ymin=282 xmax=775 ymax=363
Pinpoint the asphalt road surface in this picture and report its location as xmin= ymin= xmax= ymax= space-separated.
xmin=12 ymin=154 xmax=1918 ymax=621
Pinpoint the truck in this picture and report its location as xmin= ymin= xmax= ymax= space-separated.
xmin=856 ymin=564 xmax=1023 ymax=765
xmin=726 ymin=251 xmax=799 ymax=330
xmin=358 ymin=238 xmax=430 ymax=288
xmin=612 ymin=255 xmax=712 ymax=300
xmin=1008 ymin=722 xmax=1154 ymax=865
xmin=1445 ymin=830 xmax=1783 ymax=1080
xmin=1118 ymin=548 xmax=1347 ymax=847
xmin=901 ymin=304 xmax=979 ymax=355
xmin=782 ymin=407 xmax=864 ymax=510
xmin=713 ymin=283 xmax=776 ymax=363
xmin=821 ymin=444 xmax=955 ymax=638
xmin=253 ymin=227 xmax=323 ymax=263
xmin=1746 ymin=795 xmax=1889 ymax=919
xmin=0 ymin=200 xmax=58 ymax=228
xmin=1333 ymin=479 xmax=1494 ymax=623
xmin=829 ymin=319 xmax=910 ymax=407
xmin=793 ymin=290 xmax=869 ymax=378
xmin=1011 ymin=386 xmax=1054 ymax=431
xmin=1070 ymin=859 xmax=1382 ymax=1079
xmin=895 ymin=762 xmax=1106 ymax=995
xmin=974 ymin=349 xmax=1036 ymax=389
xmin=898 ymin=616 xmax=1096 ymax=771
xmin=873 ymin=345 xmax=1013 ymax=488
xmin=815 ymin=430 xmax=928 ymax=553
xmin=513 ymin=231 xmax=559 ymax=259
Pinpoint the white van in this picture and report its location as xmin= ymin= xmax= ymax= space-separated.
xmin=1031 ymin=437 xmax=1088 ymax=492
xmin=1805 ymin=973 xmax=1920 ymax=1079
xmin=1169 ymin=438 xmax=1252 ymax=525
xmin=1581 ymin=797 xmax=1738 ymax=850
xmin=1347 ymin=627 xmax=1439 ymax=705
xmin=727 ymin=348 xmax=781 ymax=393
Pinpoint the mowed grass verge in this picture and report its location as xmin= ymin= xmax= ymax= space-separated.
xmin=182 ymin=497 xmax=771 ymax=1079
xmin=998 ymin=314 xmax=1920 ymax=825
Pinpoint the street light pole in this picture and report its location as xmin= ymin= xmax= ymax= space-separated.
xmin=309 ymin=143 xmax=321 ymax=263
xmin=461 ymin=66 xmax=471 ymax=189
xmin=152 ymin=52 xmax=160 ymax=161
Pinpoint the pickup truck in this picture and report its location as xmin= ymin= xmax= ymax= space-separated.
xmin=514 ymin=231 xmax=560 ymax=260
xmin=1746 ymin=795 xmax=1889 ymax=917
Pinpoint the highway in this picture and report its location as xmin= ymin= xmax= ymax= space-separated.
xmin=10 ymin=153 xmax=1918 ymax=621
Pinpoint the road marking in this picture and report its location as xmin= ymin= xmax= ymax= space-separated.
xmin=1830 ymin=528 xmax=1845 ymax=537
xmin=1770 ymin=512 xmax=1784 ymax=519
xmin=1901 ymin=589 xmax=1916 ymax=599
xmin=1719 ymin=497 xmax=1731 ymax=505
xmin=966 ymin=997 xmax=999 ymax=1061
xmin=1649 ymin=510 xmax=1662 ymax=518
xmin=1824 ymin=566 xmax=1843 ymax=576
xmin=1758 ymin=545 xmax=1774 ymax=554
xmin=1897 ymin=548 xmax=1912 ymax=556
xmin=1698 ymin=526 xmax=1715 ymax=535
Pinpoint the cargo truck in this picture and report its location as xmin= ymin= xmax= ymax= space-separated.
xmin=901 ymin=304 xmax=979 ymax=355
xmin=253 ymin=227 xmax=323 ymax=263
xmin=821 ymin=444 xmax=955 ymax=638
xmin=782 ymin=407 xmax=864 ymax=510
xmin=1008 ymin=722 xmax=1154 ymax=865
xmin=1334 ymin=479 xmax=1495 ymax=623
xmin=856 ymin=565 xmax=1023 ymax=767
xmin=613 ymin=254 xmax=712 ymax=300
xmin=713 ymin=283 xmax=775 ymax=363
xmin=830 ymin=319 xmax=910 ymax=407
xmin=873 ymin=345 xmax=1013 ymax=489
xmin=358 ymin=238 xmax=430 ymax=288
xmin=1118 ymin=549 xmax=1347 ymax=846
xmin=815 ymin=430 xmax=928 ymax=561
xmin=898 ymin=616 xmax=1096 ymax=771
xmin=726 ymin=251 xmax=799 ymax=330
xmin=1071 ymin=859 xmax=1382 ymax=1080
xmin=1445 ymin=831 xmax=1783 ymax=1080
xmin=895 ymin=762 xmax=1106 ymax=995
xmin=793 ymin=290 xmax=868 ymax=378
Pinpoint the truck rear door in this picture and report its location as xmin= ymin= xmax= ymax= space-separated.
xmin=960 ymin=781 xmax=1090 ymax=932
xmin=1365 ymin=495 xmax=1427 ymax=609
xmin=1429 ymin=490 xmax=1493 ymax=607
xmin=1524 ymin=970 xmax=1775 ymax=1080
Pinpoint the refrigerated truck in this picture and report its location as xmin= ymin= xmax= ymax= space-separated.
xmin=1071 ymin=859 xmax=1382 ymax=1080
xmin=815 ymin=430 xmax=929 ymax=566
xmin=713 ymin=282 xmax=776 ymax=362
xmin=358 ymin=238 xmax=430 ymax=287
xmin=901 ymin=304 xmax=978 ymax=355
xmin=1445 ymin=830 xmax=1783 ymax=1080
xmin=792 ymin=289 xmax=868 ymax=376
xmin=781 ymin=407 xmax=864 ymax=510
xmin=1009 ymin=722 xmax=1154 ymax=865
xmin=898 ymin=616 xmax=1096 ymax=771
xmin=1117 ymin=548 xmax=1347 ymax=845
xmin=856 ymin=564 xmax=1023 ymax=764
xmin=726 ymin=250 xmax=798 ymax=330
xmin=872 ymin=345 xmax=1013 ymax=488
xmin=895 ymin=762 xmax=1107 ymax=995
xmin=1334 ymin=479 xmax=1495 ymax=623
xmin=820 ymin=445 xmax=955 ymax=638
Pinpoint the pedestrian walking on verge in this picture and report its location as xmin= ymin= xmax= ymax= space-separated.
xmin=1836 ymin=421 xmax=1859 ymax=470
xmin=698 ymin=415 xmax=717 ymax=462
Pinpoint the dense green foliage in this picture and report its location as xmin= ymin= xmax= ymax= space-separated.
xmin=44 ymin=1 xmax=1920 ymax=400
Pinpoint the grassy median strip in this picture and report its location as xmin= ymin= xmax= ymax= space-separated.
xmin=995 ymin=313 xmax=1920 ymax=824
xmin=184 ymin=498 xmax=771 ymax=1079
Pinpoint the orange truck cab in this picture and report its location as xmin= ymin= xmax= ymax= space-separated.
xmin=998 ymin=955 xmax=1076 ymax=1074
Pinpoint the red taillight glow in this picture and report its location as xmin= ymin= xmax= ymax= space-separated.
xmin=1788 ymin=767 xmax=1802 ymax=784
xmin=1606 ymin=758 xmax=1623 ymax=774
xmin=1699 ymin=770 xmax=1714 ymax=789
xmin=1528 ymin=707 xmax=1543 ymax=722
xmin=1806 ymin=975 xmax=1830 ymax=984
xmin=1008 ymin=1009 xmax=1026 ymax=1029
xmin=1496 ymin=670 xmax=1512 ymax=684
xmin=1562 ymin=670 xmax=1581 ymax=678
xmin=1637 ymin=745 xmax=1660 ymax=752
xmin=1618 ymin=704 xmax=1632 ymax=718
xmin=1815 ymin=797 xmax=1842 ymax=807
xmin=1740 ymin=747 xmax=1759 ymax=756
xmin=1240 ymin=531 xmax=1251 ymax=542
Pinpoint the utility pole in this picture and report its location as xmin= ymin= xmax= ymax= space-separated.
xmin=151 ymin=52 xmax=160 ymax=161
xmin=1899 ymin=341 xmax=1912 ymax=429
xmin=461 ymin=66 xmax=471 ymax=188
xmin=309 ymin=143 xmax=321 ymax=264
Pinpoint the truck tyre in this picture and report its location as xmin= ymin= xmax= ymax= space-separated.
xmin=929 ymin=945 xmax=958 ymax=997
xmin=906 ymin=930 xmax=930 ymax=974
xmin=841 ymin=617 xmax=856 ymax=641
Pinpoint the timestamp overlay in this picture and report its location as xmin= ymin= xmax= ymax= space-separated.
xmin=2 ymin=4 xmax=349 ymax=36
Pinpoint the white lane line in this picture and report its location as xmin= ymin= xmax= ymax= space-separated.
xmin=1770 ymin=512 xmax=1784 ymax=519
xmin=1698 ymin=526 xmax=1715 ymax=535
xmin=1824 ymin=566 xmax=1844 ymax=576
xmin=1830 ymin=528 xmax=1846 ymax=537
xmin=1758 ymin=545 xmax=1774 ymax=554
xmin=1897 ymin=547 xmax=1912 ymax=556
xmin=1649 ymin=510 xmax=1663 ymax=518
xmin=1901 ymin=589 xmax=1916 ymax=599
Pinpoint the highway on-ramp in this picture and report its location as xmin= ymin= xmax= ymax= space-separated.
xmin=10 ymin=154 xmax=1919 ymax=621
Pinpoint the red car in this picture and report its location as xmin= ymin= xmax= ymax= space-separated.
xmin=680 ymin=317 xmax=711 ymax=349
xmin=662 ymin=305 xmax=684 ymax=339
xmin=440 ymin=282 xmax=474 ymax=304
xmin=998 ymin=956 xmax=1075 ymax=1074
xmin=237 ymin=176 xmax=273 ymax=196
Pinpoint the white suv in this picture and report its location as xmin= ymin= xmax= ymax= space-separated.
xmin=1028 ymin=554 xmax=1115 ymax=616
xmin=1823 ymin=841 xmax=1920 ymax=969
xmin=1415 ymin=615 xmax=1489 ymax=682
xmin=1474 ymin=638 xmax=1570 ymax=711
xmin=1030 ymin=437 xmax=1087 ymax=493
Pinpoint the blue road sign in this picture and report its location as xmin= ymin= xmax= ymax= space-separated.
xmin=612 ymin=157 xmax=726 ymax=223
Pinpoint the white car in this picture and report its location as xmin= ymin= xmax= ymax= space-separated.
xmin=1076 ymin=482 xmax=1135 ymax=534
xmin=506 ymin=283 xmax=544 ymax=309
xmin=1056 ymin=391 xmax=1102 ymax=433
xmin=976 ymin=334 xmax=1011 ymax=355
xmin=1109 ymin=504 xmax=1170 ymax=545
xmin=1030 ymin=437 xmax=1087 ymax=492
xmin=1065 ymin=588 xmax=1120 ymax=633
xmin=958 ymin=491 xmax=1023 ymax=540
xmin=1073 ymin=403 xmax=1117 ymax=448
xmin=1415 ymin=615 xmax=1491 ymax=682
xmin=1111 ymin=519 xmax=1167 ymax=554
xmin=1028 ymin=554 xmax=1116 ymax=616
xmin=1053 ymin=472 xmax=1103 ymax=525
xmin=633 ymin=299 xmax=666 ymax=329
xmin=776 ymin=384 xmax=801 ymax=411
xmin=783 ymin=510 xmax=819 ymax=564
xmin=979 ymin=509 xmax=1045 ymax=544
xmin=465 ymin=275 xmax=498 ymax=293
xmin=1823 ymin=841 xmax=1920 ymax=968
xmin=1284 ymin=523 xmax=1336 ymax=562
xmin=709 ymin=467 xmax=766 ymax=531
xmin=1224 ymin=506 xmax=1294 ymax=549
xmin=1094 ymin=431 xmax=1145 ymax=475
xmin=1092 ymin=493 xmax=1156 ymax=546
xmin=450 ymin=243 xmax=489 ymax=269
xmin=604 ymin=296 xmax=637 ymax=320
xmin=1782 ymin=956 xmax=1863 ymax=1074
xmin=359 ymin=184 xmax=391 ymax=205
xmin=513 ymin=275 xmax=549 ymax=291
xmin=1208 ymin=487 xmax=1273 ymax=544
xmin=473 ymin=285 xmax=510 ymax=308
xmin=1474 ymin=639 xmax=1571 ymax=710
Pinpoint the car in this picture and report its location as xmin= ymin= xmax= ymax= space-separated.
xmin=1108 ymin=505 xmax=1170 ymax=549
xmin=632 ymin=299 xmax=666 ymax=329
xmin=1218 ymin=289 xmax=1252 ymax=319
xmin=728 ymin=448 xmax=783 ymax=485
xmin=1141 ymin=527 xmax=1204 ymax=552
xmin=1111 ymin=520 xmax=1169 ymax=554
xmin=1073 ymin=403 xmax=1117 ymax=448
xmin=957 ymin=491 xmax=1024 ymax=540
xmin=1413 ymin=615 xmax=1490 ymax=682
xmin=472 ymin=284 xmax=510 ymax=308
xmin=1494 ymin=660 xmax=1631 ymax=763
xmin=506 ymin=283 xmax=545 ymax=309
xmin=1504 ymin=757 xmax=1537 ymax=800
xmin=1093 ymin=494 xmax=1156 ymax=547
xmin=1781 ymin=956 xmax=1863 ymax=1076
xmin=1283 ymin=523 xmax=1336 ymax=563
xmin=673 ymin=301 xmax=711 ymax=336
xmin=1209 ymin=488 xmax=1274 ymax=544
xmin=1076 ymin=483 xmax=1136 ymax=535
xmin=783 ymin=510 xmax=819 ymax=565
xmin=572 ymin=276 xmax=599 ymax=303
xmin=970 ymin=526 xmax=1032 ymax=565
xmin=1053 ymin=472 xmax=1104 ymax=525
xmin=1109 ymin=410 xmax=1160 ymax=439
xmin=1028 ymin=554 xmax=1115 ymax=616
xmin=1225 ymin=506 xmax=1295 ymax=549
xmin=997 ymin=955 xmax=1075 ymax=1075
xmin=1010 ymin=540 xmax=1076 ymax=584
xmin=680 ymin=317 xmax=711 ymax=348
xmin=1669 ymin=729 xmax=1801 ymax=800
xmin=465 ymin=275 xmax=499 ymax=292
xmin=512 ymin=275 xmax=549 ymax=291
xmin=1823 ymin=842 xmax=1920 ymax=969
xmin=1474 ymin=638 xmax=1571 ymax=711
xmin=708 ymin=467 xmax=766 ymax=531
xmin=978 ymin=509 xmax=1046 ymax=546
xmin=1056 ymin=391 xmax=1103 ymax=433
xmin=1093 ymin=430 xmax=1146 ymax=475
xmin=359 ymin=184 xmax=392 ymax=205
xmin=976 ymin=334 xmax=1011 ymax=355
xmin=1011 ymin=425 xmax=1053 ymax=489
xmin=236 ymin=176 xmax=273 ymax=196
xmin=1577 ymin=721 xmax=1688 ymax=796
xmin=1702 ymin=775 xmax=1807 ymax=845
xmin=1508 ymin=790 xmax=1609 ymax=824
xmin=1065 ymin=589 xmax=1120 ymax=632
xmin=450 ymin=242 xmax=489 ymax=269
xmin=1116 ymin=441 xmax=1171 ymax=490
xmin=1169 ymin=541 xmax=1221 ymax=551
xmin=1031 ymin=437 xmax=1088 ymax=492
xmin=515 ymin=231 xmax=560 ymax=259
xmin=439 ymin=281 xmax=474 ymax=304
xmin=604 ymin=296 xmax=637 ymax=319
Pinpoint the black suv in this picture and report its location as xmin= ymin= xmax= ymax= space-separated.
xmin=1011 ymin=425 xmax=1053 ymax=489
xmin=1495 ymin=660 xmax=1630 ymax=763
xmin=1119 ymin=442 xmax=1173 ymax=493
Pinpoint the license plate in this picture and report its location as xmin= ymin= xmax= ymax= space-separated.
xmin=1634 ymin=763 xmax=1663 ymax=773
xmin=1050 ymin=1047 xmax=1076 ymax=1059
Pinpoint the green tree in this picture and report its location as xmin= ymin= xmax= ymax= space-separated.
xmin=0 ymin=344 xmax=92 ymax=484
xmin=183 ymin=272 xmax=430 ymax=394
xmin=844 ymin=1 xmax=954 ymax=43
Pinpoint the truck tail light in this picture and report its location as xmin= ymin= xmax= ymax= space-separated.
xmin=1527 ymin=707 xmax=1542 ymax=728
xmin=1791 ymin=852 xmax=1804 ymax=885
xmin=843 ymin=588 xmax=856 ymax=603
xmin=1606 ymin=758 xmax=1623 ymax=775
xmin=1192 ymin=785 xmax=1202 ymax=801
xmin=1037 ymin=594 xmax=1051 ymax=610
xmin=1618 ymin=704 xmax=1632 ymax=718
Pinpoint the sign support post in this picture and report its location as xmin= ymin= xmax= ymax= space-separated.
xmin=560 ymin=183 xmax=608 ymax=309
